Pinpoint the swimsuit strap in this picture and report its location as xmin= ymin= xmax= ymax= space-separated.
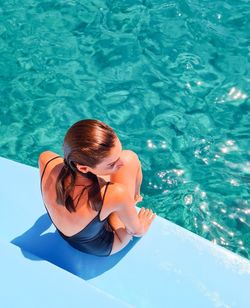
xmin=40 ymin=155 xmax=61 ymax=196
xmin=102 ymin=182 xmax=110 ymax=205
xmin=98 ymin=181 xmax=110 ymax=214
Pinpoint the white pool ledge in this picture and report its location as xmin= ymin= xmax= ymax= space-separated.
xmin=1 ymin=156 xmax=250 ymax=307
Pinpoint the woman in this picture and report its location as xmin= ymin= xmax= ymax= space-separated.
xmin=39 ymin=119 xmax=156 ymax=256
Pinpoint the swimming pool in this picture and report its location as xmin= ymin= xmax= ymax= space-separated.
xmin=0 ymin=0 xmax=249 ymax=260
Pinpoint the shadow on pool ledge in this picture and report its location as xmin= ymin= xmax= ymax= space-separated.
xmin=11 ymin=213 xmax=140 ymax=280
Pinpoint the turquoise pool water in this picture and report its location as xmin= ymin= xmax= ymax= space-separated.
xmin=0 ymin=0 xmax=249 ymax=259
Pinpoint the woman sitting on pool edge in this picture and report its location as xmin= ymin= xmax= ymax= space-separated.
xmin=39 ymin=119 xmax=156 ymax=256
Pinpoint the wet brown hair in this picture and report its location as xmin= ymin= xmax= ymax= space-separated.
xmin=55 ymin=119 xmax=116 ymax=213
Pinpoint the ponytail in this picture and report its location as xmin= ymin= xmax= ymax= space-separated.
xmin=85 ymin=172 xmax=102 ymax=211
xmin=56 ymin=162 xmax=77 ymax=213
xmin=55 ymin=161 xmax=102 ymax=213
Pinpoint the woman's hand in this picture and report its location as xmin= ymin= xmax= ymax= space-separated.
xmin=132 ymin=207 xmax=156 ymax=237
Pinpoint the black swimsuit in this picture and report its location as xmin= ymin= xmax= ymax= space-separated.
xmin=40 ymin=156 xmax=114 ymax=257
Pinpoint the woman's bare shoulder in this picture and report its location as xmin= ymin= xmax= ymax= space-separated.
xmin=38 ymin=151 xmax=63 ymax=180
xmin=38 ymin=150 xmax=62 ymax=164
xmin=39 ymin=151 xmax=62 ymax=169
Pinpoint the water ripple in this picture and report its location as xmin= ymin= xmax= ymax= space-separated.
xmin=0 ymin=0 xmax=249 ymax=260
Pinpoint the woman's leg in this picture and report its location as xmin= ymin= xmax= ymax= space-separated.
xmin=110 ymin=150 xmax=142 ymax=199
xmin=109 ymin=212 xmax=133 ymax=255
xmin=134 ymin=161 xmax=143 ymax=197
xmin=108 ymin=150 xmax=142 ymax=255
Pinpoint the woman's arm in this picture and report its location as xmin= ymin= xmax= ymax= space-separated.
xmin=110 ymin=184 xmax=156 ymax=236
xmin=134 ymin=163 xmax=143 ymax=201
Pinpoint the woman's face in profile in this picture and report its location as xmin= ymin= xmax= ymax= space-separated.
xmin=94 ymin=137 xmax=124 ymax=176
xmin=76 ymin=137 xmax=124 ymax=176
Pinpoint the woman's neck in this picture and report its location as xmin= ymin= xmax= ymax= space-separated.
xmin=64 ymin=173 xmax=93 ymax=187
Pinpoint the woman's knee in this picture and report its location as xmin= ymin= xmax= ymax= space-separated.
xmin=121 ymin=150 xmax=140 ymax=170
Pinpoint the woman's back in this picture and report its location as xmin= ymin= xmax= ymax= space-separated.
xmin=54 ymin=180 xmax=115 ymax=256
xmin=39 ymin=155 xmax=114 ymax=239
